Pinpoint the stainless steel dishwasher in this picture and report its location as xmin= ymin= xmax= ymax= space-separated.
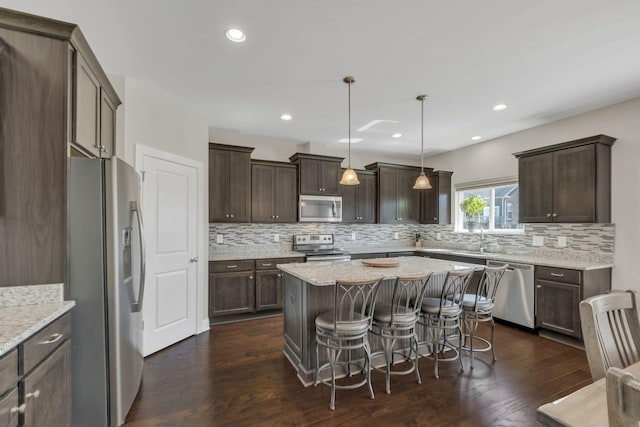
xmin=488 ymin=260 xmax=535 ymax=329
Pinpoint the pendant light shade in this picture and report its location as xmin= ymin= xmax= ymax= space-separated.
xmin=340 ymin=76 xmax=360 ymax=185
xmin=413 ymin=94 xmax=432 ymax=190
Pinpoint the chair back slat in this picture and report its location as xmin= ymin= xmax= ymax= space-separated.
xmin=333 ymin=278 xmax=382 ymax=329
xmin=390 ymin=274 xmax=432 ymax=324
xmin=439 ymin=268 xmax=475 ymax=314
xmin=606 ymin=367 xmax=640 ymax=427
xmin=472 ymin=264 xmax=507 ymax=310
xmin=580 ymin=290 xmax=640 ymax=381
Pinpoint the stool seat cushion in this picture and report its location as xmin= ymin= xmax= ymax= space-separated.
xmin=373 ymin=303 xmax=417 ymax=325
xmin=315 ymin=311 xmax=370 ymax=334
xmin=421 ymin=297 xmax=461 ymax=316
xmin=462 ymin=294 xmax=495 ymax=311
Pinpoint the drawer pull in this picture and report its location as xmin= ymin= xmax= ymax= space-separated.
xmin=262 ymin=263 xmax=272 ymax=267
xmin=249 ymin=276 xmax=253 ymax=279
xmin=550 ymin=273 xmax=565 ymax=277
xmin=26 ymin=390 xmax=40 ymax=400
xmin=11 ymin=403 xmax=26 ymax=414
xmin=40 ymin=333 xmax=63 ymax=345
xmin=226 ymin=265 xmax=237 ymax=269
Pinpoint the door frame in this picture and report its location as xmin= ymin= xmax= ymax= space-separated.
xmin=135 ymin=144 xmax=210 ymax=336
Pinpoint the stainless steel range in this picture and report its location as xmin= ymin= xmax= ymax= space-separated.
xmin=293 ymin=234 xmax=351 ymax=262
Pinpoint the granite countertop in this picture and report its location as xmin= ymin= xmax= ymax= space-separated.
xmin=277 ymin=256 xmax=477 ymax=286
xmin=0 ymin=283 xmax=75 ymax=357
xmin=0 ymin=301 xmax=75 ymax=356
xmin=210 ymin=250 xmax=305 ymax=262
xmin=346 ymin=246 xmax=614 ymax=271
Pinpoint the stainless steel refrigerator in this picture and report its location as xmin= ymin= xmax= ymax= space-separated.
xmin=68 ymin=157 xmax=146 ymax=426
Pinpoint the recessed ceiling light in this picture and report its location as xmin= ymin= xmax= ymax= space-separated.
xmin=225 ymin=28 xmax=246 ymax=43
xmin=471 ymin=136 xmax=482 ymax=141
xmin=492 ymin=104 xmax=507 ymax=111
xmin=392 ymin=133 xmax=402 ymax=138
xmin=337 ymin=138 xmax=362 ymax=143
xmin=280 ymin=114 xmax=292 ymax=121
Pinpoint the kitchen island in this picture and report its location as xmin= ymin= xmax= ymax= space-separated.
xmin=277 ymin=256 xmax=481 ymax=386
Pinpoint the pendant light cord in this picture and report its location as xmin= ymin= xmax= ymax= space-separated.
xmin=420 ymin=95 xmax=424 ymax=172
xmin=348 ymin=78 xmax=352 ymax=169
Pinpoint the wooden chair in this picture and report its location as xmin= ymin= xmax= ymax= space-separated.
xmin=606 ymin=367 xmax=640 ymax=426
xmin=580 ymin=290 xmax=640 ymax=381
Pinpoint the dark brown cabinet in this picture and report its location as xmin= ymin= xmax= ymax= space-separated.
xmin=339 ymin=170 xmax=376 ymax=223
xmin=366 ymin=163 xmax=427 ymax=224
xmin=289 ymin=153 xmax=343 ymax=196
xmin=0 ymin=313 xmax=71 ymax=427
xmin=514 ymin=135 xmax=615 ymax=223
xmin=0 ymin=9 xmax=120 ymax=287
xmin=209 ymin=144 xmax=254 ymax=223
xmin=251 ymin=161 xmax=297 ymax=223
xmin=535 ymin=266 xmax=611 ymax=339
xmin=209 ymin=258 xmax=303 ymax=318
xmin=420 ymin=171 xmax=453 ymax=224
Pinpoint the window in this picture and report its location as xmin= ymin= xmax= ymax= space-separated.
xmin=455 ymin=181 xmax=523 ymax=232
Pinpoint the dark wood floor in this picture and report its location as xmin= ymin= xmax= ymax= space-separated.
xmin=124 ymin=317 xmax=592 ymax=426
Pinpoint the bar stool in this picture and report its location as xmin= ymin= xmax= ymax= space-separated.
xmin=419 ymin=268 xmax=475 ymax=379
xmin=314 ymin=277 xmax=383 ymax=410
xmin=370 ymin=274 xmax=432 ymax=394
xmin=461 ymin=264 xmax=507 ymax=368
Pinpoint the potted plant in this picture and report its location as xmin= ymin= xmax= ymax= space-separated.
xmin=460 ymin=195 xmax=486 ymax=231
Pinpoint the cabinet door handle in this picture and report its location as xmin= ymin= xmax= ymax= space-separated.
xmin=230 ymin=214 xmax=234 ymax=218
xmin=275 ymin=215 xmax=279 ymax=219
xmin=10 ymin=403 xmax=26 ymax=414
xmin=272 ymin=215 xmax=275 ymax=219
xmin=433 ymin=217 xmax=437 ymax=221
xmin=249 ymin=276 xmax=253 ymax=279
xmin=226 ymin=264 xmax=237 ymax=269
xmin=536 ymin=285 xmax=542 ymax=288
xmin=40 ymin=333 xmax=63 ymax=345
xmin=552 ymin=213 xmax=557 ymax=217
xmin=277 ymin=273 xmax=283 ymax=278
xmin=550 ymin=272 xmax=564 ymax=277
xmin=262 ymin=263 xmax=272 ymax=267
xmin=546 ymin=213 xmax=551 ymax=217
xmin=225 ymin=214 xmax=230 ymax=218
xmin=26 ymin=390 xmax=40 ymax=400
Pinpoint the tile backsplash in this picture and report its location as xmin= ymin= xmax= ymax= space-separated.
xmin=209 ymin=222 xmax=614 ymax=263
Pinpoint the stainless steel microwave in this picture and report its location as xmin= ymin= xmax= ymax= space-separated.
xmin=298 ymin=195 xmax=342 ymax=222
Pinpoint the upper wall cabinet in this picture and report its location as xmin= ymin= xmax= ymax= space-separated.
xmin=0 ymin=8 xmax=121 ymax=286
xmin=420 ymin=170 xmax=453 ymax=224
xmin=209 ymin=144 xmax=254 ymax=223
xmin=339 ymin=170 xmax=376 ymax=223
xmin=514 ymin=135 xmax=615 ymax=223
xmin=289 ymin=153 xmax=343 ymax=196
xmin=251 ymin=160 xmax=297 ymax=223
xmin=366 ymin=163 xmax=429 ymax=224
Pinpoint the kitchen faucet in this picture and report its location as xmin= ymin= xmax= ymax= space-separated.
xmin=480 ymin=228 xmax=487 ymax=253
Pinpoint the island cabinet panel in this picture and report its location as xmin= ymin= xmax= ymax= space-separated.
xmin=209 ymin=144 xmax=254 ymax=223
xmin=339 ymin=170 xmax=376 ymax=223
xmin=251 ymin=160 xmax=297 ymax=223
xmin=366 ymin=163 xmax=426 ymax=224
xmin=514 ymin=134 xmax=615 ymax=223
xmin=420 ymin=171 xmax=453 ymax=224
xmin=535 ymin=266 xmax=611 ymax=339
xmin=289 ymin=153 xmax=343 ymax=196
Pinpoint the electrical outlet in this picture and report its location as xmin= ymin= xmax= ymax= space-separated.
xmin=216 ymin=234 xmax=223 ymax=244
xmin=393 ymin=232 xmax=399 ymax=240
xmin=351 ymin=232 xmax=356 ymax=241
xmin=532 ymin=236 xmax=543 ymax=247
xmin=273 ymin=234 xmax=279 ymax=242
xmin=436 ymin=232 xmax=442 ymax=241
xmin=557 ymin=236 xmax=567 ymax=248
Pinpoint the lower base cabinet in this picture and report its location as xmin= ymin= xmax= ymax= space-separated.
xmin=209 ymin=257 xmax=304 ymax=319
xmin=0 ymin=313 xmax=71 ymax=427
xmin=535 ymin=266 xmax=611 ymax=339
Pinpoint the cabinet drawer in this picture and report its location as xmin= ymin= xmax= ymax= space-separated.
xmin=536 ymin=266 xmax=581 ymax=284
xmin=0 ymin=387 xmax=19 ymax=427
xmin=0 ymin=349 xmax=18 ymax=397
xmin=255 ymin=257 xmax=304 ymax=270
xmin=20 ymin=313 xmax=71 ymax=375
xmin=210 ymin=260 xmax=254 ymax=273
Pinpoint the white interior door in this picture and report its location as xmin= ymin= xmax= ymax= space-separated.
xmin=140 ymin=152 xmax=198 ymax=356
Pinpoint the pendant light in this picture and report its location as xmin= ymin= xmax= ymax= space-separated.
xmin=413 ymin=94 xmax=432 ymax=190
xmin=339 ymin=76 xmax=360 ymax=185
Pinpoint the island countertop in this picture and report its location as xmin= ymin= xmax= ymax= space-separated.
xmin=277 ymin=256 xmax=478 ymax=286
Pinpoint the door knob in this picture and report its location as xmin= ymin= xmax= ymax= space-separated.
xmin=190 ymin=257 xmax=199 ymax=263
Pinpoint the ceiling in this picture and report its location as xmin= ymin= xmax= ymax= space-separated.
xmin=5 ymin=0 xmax=640 ymax=157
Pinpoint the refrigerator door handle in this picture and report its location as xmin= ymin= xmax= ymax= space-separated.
xmin=131 ymin=201 xmax=146 ymax=313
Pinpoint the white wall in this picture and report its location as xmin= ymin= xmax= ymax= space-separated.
xmin=423 ymin=96 xmax=640 ymax=292
xmin=114 ymin=76 xmax=211 ymax=333
xmin=209 ymin=127 xmax=421 ymax=168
